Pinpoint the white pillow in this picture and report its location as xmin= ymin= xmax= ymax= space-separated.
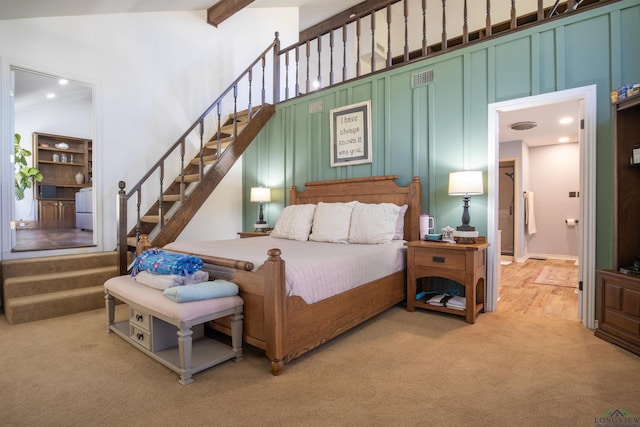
xmin=309 ymin=201 xmax=357 ymax=244
xmin=394 ymin=204 xmax=409 ymax=240
xmin=270 ymin=204 xmax=316 ymax=241
xmin=349 ymin=202 xmax=402 ymax=244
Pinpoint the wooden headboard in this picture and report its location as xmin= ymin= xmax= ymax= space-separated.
xmin=289 ymin=175 xmax=422 ymax=241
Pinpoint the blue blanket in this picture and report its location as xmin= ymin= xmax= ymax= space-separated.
xmin=130 ymin=249 xmax=203 ymax=277
xmin=163 ymin=280 xmax=239 ymax=303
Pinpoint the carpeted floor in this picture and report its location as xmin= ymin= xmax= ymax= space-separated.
xmin=532 ymin=265 xmax=578 ymax=288
xmin=1 ymin=303 xmax=639 ymax=426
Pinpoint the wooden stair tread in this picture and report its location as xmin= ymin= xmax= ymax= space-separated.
xmin=190 ymin=154 xmax=218 ymax=165
xmin=160 ymin=194 xmax=182 ymax=202
xmin=175 ymin=174 xmax=200 ymax=183
xmin=141 ymin=215 xmax=164 ymax=223
xmin=205 ymin=138 xmax=232 ymax=149
xmin=219 ymin=121 xmax=247 ymax=135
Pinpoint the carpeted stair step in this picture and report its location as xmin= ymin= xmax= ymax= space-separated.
xmin=1 ymin=252 xmax=118 ymax=277
xmin=5 ymin=285 xmax=106 ymax=325
xmin=3 ymin=266 xmax=119 ymax=299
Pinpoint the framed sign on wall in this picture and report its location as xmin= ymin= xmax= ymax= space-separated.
xmin=329 ymin=100 xmax=372 ymax=167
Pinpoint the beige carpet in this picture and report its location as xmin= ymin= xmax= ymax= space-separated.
xmin=1 ymin=304 xmax=639 ymax=427
xmin=532 ymin=265 xmax=578 ymax=288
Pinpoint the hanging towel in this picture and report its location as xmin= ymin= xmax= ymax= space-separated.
xmin=525 ymin=191 xmax=537 ymax=235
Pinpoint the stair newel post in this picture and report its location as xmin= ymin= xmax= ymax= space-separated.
xmin=273 ymin=31 xmax=280 ymax=104
xmin=159 ymin=162 xmax=165 ymax=230
xmin=117 ymin=181 xmax=128 ymax=275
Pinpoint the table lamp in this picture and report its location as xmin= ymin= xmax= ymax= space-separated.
xmin=448 ymin=170 xmax=483 ymax=233
xmin=250 ymin=187 xmax=271 ymax=231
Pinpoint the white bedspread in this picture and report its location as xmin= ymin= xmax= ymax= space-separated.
xmin=164 ymin=236 xmax=406 ymax=305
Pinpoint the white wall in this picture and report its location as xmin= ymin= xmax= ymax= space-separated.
xmin=0 ymin=8 xmax=299 ymax=254
xmin=527 ymin=142 xmax=580 ymax=258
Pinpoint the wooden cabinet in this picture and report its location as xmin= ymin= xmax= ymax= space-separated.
xmin=38 ymin=200 xmax=76 ymax=228
xmin=406 ymin=239 xmax=489 ymax=324
xmin=595 ymin=92 xmax=640 ymax=356
xmin=33 ymin=132 xmax=91 ymax=228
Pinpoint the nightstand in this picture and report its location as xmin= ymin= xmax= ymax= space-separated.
xmin=405 ymin=239 xmax=489 ymax=324
xmin=237 ymin=231 xmax=271 ymax=238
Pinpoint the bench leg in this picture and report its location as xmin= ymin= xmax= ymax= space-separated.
xmin=177 ymin=328 xmax=194 ymax=385
xmin=105 ymin=291 xmax=115 ymax=333
xmin=229 ymin=311 xmax=244 ymax=362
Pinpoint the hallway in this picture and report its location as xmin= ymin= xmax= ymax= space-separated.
xmin=498 ymin=259 xmax=579 ymax=321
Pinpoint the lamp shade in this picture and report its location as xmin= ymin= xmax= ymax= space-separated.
xmin=448 ymin=171 xmax=483 ymax=196
xmin=250 ymin=187 xmax=271 ymax=203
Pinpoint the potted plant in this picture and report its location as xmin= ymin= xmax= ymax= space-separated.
xmin=14 ymin=133 xmax=43 ymax=200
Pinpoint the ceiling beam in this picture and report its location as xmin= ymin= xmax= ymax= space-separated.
xmin=207 ymin=0 xmax=255 ymax=27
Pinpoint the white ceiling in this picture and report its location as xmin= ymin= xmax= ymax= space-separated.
xmin=0 ymin=0 xmax=363 ymax=30
xmin=6 ymin=0 xmax=580 ymax=148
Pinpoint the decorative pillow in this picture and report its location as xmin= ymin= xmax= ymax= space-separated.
xmin=348 ymin=202 xmax=402 ymax=244
xmin=394 ymin=204 xmax=409 ymax=240
xmin=162 ymin=280 xmax=238 ymax=303
xmin=270 ymin=204 xmax=316 ymax=241
xmin=309 ymin=201 xmax=358 ymax=244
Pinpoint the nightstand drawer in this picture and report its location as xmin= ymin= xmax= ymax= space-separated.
xmin=130 ymin=308 xmax=151 ymax=330
xmin=413 ymin=248 xmax=466 ymax=270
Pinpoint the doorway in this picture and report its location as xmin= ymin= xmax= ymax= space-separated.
xmin=487 ymin=85 xmax=597 ymax=329
xmin=9 ymin=67 xmax=95 ymax=254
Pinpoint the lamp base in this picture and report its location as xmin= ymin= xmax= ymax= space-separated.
xmin=453 ymin=230 xmax=479 ymax=244
xmin=254 ymin=222 xmax=269 ymax=232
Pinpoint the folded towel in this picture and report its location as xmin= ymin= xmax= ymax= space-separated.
xmin=446 ymin=296 xmax=466 ymax=310
xmin=134 ymin=270 xmax=209 ymax=291
xmin=426 ymin=294 xmax=447 ymax=306
xmin=163 ymin=280 xmax=239 ymax=303
xmin=130 ymin=249 xmax=203 ymax=277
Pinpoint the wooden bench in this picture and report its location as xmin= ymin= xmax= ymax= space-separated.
xmin=104 ymin=275 xmax=243 ymax=385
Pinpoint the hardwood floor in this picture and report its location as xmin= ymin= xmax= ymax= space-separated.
xmin=12 ymin=228 xmax=94 ymax=252
xmin=498 ymin=258 xmax=579 ymax=321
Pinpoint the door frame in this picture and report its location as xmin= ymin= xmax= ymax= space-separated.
xmin=487 ymin=85 xmax=597 ymax=329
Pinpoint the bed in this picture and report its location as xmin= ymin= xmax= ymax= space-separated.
xmin=164 ymin=175 xmax=422 ymax=375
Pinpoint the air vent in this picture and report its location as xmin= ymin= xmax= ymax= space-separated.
xmin=412 ymin=69 xmax=434 ymax=87
xmin=308 ymin=100 xmax=323 ymax=114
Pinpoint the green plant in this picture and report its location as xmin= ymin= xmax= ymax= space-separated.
xmin=14 ymin=133 xmax=43 ymax=201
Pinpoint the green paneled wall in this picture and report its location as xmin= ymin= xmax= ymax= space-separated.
xmin=244 ymin=0 xmax=640 ymax=270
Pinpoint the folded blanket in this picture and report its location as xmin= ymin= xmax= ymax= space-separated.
xmin=134 ymin=270 xmax=209 ymax=291
xmin=163 ymin=280 xmax=239 ymax=303
xmin=130 ymin=249 xmax=203 ymax=277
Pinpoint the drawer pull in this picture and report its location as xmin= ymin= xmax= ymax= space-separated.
xmin=136 ymin=333 xmax=144 ymax=341
xmin=136 ymin=314 xmax=143 ymax=321
xmin=432 ymin=256 xmax=445 ymax=263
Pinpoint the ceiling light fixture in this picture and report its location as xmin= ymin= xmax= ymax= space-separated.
xmin=58 ymin=79 xmax=69 ymax=85
xmin=559 ymin=136 xmax=570 ymax=143
xmin=559 ymin=117 xmax=573 ymax=124
xmin=46 ymin=93 xmax=56 ymax=99
xmin=509 ymin=121 xmax=537 ymax=131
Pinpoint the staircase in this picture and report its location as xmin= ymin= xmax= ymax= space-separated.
xmin=2 ymin=252 xmax=122 ymax=324
xmin=124 ymin=104 xmax=275 ymax=251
